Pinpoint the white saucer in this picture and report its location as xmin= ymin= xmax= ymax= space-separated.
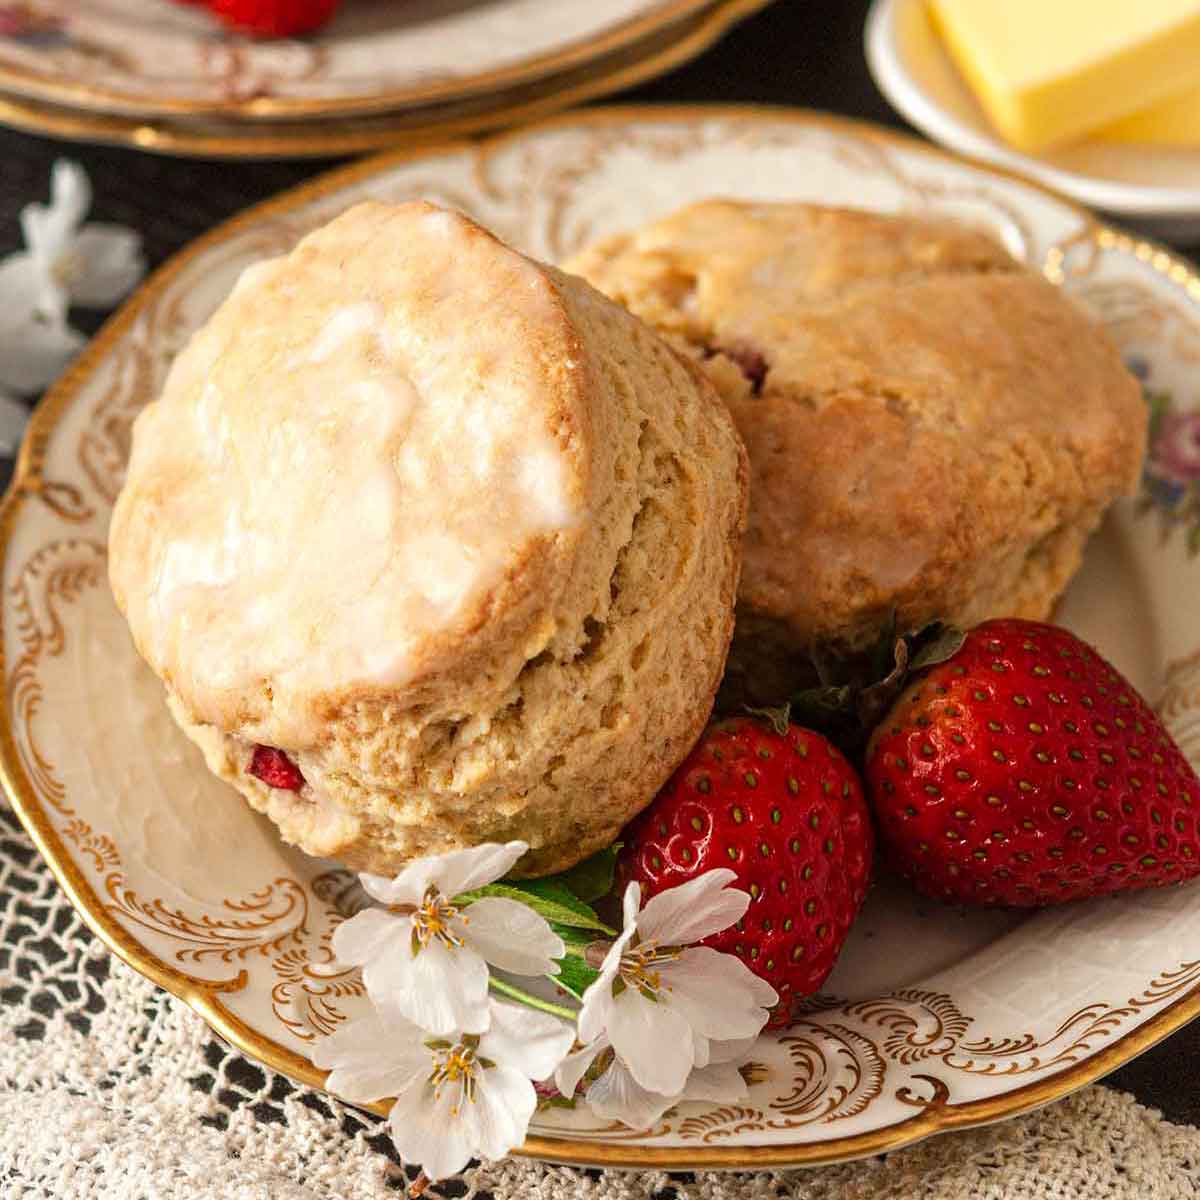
xmin=865 ymin=0 xmax=1200 ymax=242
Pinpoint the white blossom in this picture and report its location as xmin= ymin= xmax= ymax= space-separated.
xmin=0 ymin=159 xmax=144 ymax=394
xmin=576 ymin=871 xmax=777 ymax=1097
xmin=0 ymin=389 xmax=28 ymax=457
xmin=332 ymin=841 xmax=565 ymax=1036
xmin=555 ymin=1032 xmax=756 ymax=1131
xmin=313 ymin=998 xmax=574 ymax=1181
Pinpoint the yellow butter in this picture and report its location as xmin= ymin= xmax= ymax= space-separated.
xmin=928 ymin=0 xmax=1200 ymax=151
xmin=1099 ymin=83 xmax=1200 ymax=144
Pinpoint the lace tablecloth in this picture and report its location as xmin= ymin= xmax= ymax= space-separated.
xmin=1 ymin=798 xmax=1197 ymax=1199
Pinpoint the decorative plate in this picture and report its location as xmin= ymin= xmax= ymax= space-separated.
xmin=4 ymin=106 xmax=1200 ymax=1170
xmin=865 ymin=0 xmax=1200 ymax=242
xmin=0 ymin=0 xmax=768 ymax=160
xmin=0 ymin=0 xmax=743 ymax=119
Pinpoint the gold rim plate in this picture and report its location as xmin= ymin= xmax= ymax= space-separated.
xmin=3 ymin=106 xmax=1200 ymax=1170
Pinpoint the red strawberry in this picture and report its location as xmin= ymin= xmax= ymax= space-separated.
xmin=866 ymin=619 xmax=1200 ymax=907
xmin=207 ymin=0 xmax=340 ymax=37
xmin=619 ymin=716 xmax=873 ymax=1027
xmin=249 ymin=745 xmax=305 ymax=791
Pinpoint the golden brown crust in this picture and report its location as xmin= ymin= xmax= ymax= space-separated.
xmin=112 ymin=202 xmax=747 ymax=877
xmin=565 ymin=201 xmax=1146 ymax=696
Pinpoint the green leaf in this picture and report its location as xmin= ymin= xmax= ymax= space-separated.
xmin=909 ymin=623 xmax=967 ymax=671
xmin=789 ymin=682 xmax=855 ymax=725
xmin=458 ymin=880 xmax=615 ymax=934
xmin=743 ymin=703 xmax=792 ymax=736
xmin=554 ymin=845 xmax=621 ymax=904
xmin=552 ymin=952 xmax=602 ymax=1001
xmin=855 ymin=637 xmax=909 ymax=730
xmin=550 ymin=920 xmax=603 ymax=948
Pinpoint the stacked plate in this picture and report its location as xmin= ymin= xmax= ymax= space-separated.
xmin=0 ymin=0 xmax=771 ymax=158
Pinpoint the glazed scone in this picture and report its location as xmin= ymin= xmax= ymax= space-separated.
xmin=109 ymin=201 xmax=747 ymax=877
xmin=565 ymin=201 xmax=1146 ymax=698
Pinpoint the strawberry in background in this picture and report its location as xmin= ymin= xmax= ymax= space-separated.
xmin=179 ymin=0 xmax=342 ymax=37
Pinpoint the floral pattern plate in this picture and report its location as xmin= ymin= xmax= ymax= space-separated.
xmin=3 ymin=107 xmax=1200 ymax=1170
xmin=0 ymin=0 xmax=733 ymax=120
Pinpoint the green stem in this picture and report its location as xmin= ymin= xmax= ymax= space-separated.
xmin=488 ymin=976 xmax=579 ymax=1023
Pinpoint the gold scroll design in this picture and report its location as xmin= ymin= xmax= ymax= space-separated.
xmin=849 ymin=966 xmax=1200 ymax=1077
xmin=468 ymin=114 xmax=1040 ymax=271
xmin=6 ymin=538 xmax=108 ymax=817
xmin=101 ymin=867 xmax=369 ymax=1023
xmin=676 ymin=1023 xmax=885 ymax=1143
xmin=830 ymin=132 xmax=1038 ymax=261
xmin=104 ymin=873 xmax=311 ymax=993
xmin=1053 ymin=232 xmax=1200 ymax=366
xmin=271 ymin=868 xmax=367 ymax=1042
xmin=195 ymin=38 xmax=325 ymax=105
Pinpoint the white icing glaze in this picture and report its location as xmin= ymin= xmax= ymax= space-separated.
xmin=116 ymin=204 xmax=581 ymax=738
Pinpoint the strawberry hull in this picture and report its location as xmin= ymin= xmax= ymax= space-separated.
xmin=866 ymin=619 xmax=1200 ymax=907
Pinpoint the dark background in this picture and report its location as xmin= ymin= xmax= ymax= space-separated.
xmin=0 ymin=0 xmax=1194 ymax=1122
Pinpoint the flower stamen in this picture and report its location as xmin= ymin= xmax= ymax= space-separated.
xmin=399 ymin=886 xmax=465 ymax=954
xmin=617 ymin=939 xmax=681 ymax=1002
xmin=426 ymin=1036 xmax=481 ymax=1115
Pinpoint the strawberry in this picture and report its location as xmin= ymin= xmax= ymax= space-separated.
xmin=207 ymin=0 xmax=341 ymax=37
xmin=249 ymin=745 xmax=305 ymax=791
xmin=619 ymin=716 xmax=873 ymax=1027
xmin=866 ymin=619 xmax=1200 ymax=907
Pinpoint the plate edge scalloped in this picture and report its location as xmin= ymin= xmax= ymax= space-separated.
xmin=3 ymin=104 xmax=1200 ymax=1170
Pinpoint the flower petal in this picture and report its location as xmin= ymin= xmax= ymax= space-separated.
xmin=0 ymin=310 xmax=84 ymax=393
xmin=657 ymin=947 xmax=776 ymax=1040
xmin=584 ymin=1057 xmax=678 ymax=1131
xmin=637 ymin=869 xmax=747 ymax=946
xmin=577 ymin=957 xmax=621 ymax=1046
xmin=554 ymin=1038 xmax=606 ymax=1099
xmin=434 ymin=841 xmax=529 ymax=899
xmin=329 ymin=906 xmax=401 ymax=969
xmin=0 ymin=252 xmax=45 ymax=315
xmin=707 ymin=1034 xmax=761 ymax=1065
xmin=388 ymin=1071 xmax=478 ymax=1181
xmin=681 ymin=1060 xmax=749 ymax=1105
xmin=358 ymin=841 xmax=529 ymax=908
xmin=470 ymin=1065 xmax=537 ymax=1163
xmin=607 ymin=989 xmax=694 ymax=1096
xmin=358 ymin=862 xmax=439 ymax=907
xmin=620 ymin=880 xmax=641 ymax=929
xmin=479 ymin=999 xmax=574 ymax=1081
xmin=458 ymin=897 xmax=564 ymax=978
xmin=67 ymin=224 xmax=145 ymax=308
xmin=311 ymin=1010 xmax=428 ymax=1104
xmin=0 ymin=390 xmax=29 ymax=457
xmin=48 ymin=159 xmax=91 ymax=236
xmin=366 ymin=935 xmax=491 ymax=1036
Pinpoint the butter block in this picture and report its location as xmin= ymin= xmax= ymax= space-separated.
xmin=929 ymin=0 xmax=1200 ymax=151
xmin=1099 ymin=82 xmax=1200 ymax=144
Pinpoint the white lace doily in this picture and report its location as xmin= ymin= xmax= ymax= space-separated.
xmin=1 ymin=802 xmax=1198 ymax=1200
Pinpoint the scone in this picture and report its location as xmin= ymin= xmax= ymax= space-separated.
xmin=109 ymin=201 xmax=748 ymax=877
xmin=565 ymin=201 xmax=1146 ymax=698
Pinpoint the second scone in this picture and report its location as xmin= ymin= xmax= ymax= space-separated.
xmin=565 ymin=201 xmax=1146 ymax=697
xmin=108 ymin=201 xmax=747 ymax=877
